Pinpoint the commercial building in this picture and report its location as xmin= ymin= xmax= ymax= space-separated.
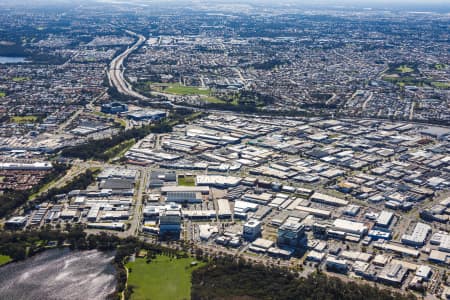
xmin=87 ymin=222 xmax=125 ymax=231
xmin=277 ymin=220 xmax=306 ymax=248
xmin=127 ymin=109 xmax=166 ymax=121
xmin=401 ymin=222 xmax=431 ymax=246
xmin=242 ymin=192 xmax=273 ymax=205
xmin=159 ymin=213 xmax=181 ymax=239
xmin=373 ymin=241 xmax=420 ymax=258
xmin=243 ymin=219 xmax=262 ymax=241
xmin=376 ymin=211 xmax=394 ymax=228
xmin=310 ymin=192 xmax=349 ymax=206
xmin=325 ymin=256 xmax=348 ymax=273
xmin=295 ymin=206 xmax=331 ymax=218
xmin=196 ymin=175 xmax=241 ymax=187
xmin=166 ymin=191 xmax=202 ymax=203
xmin=159 ymin=203 xmax=182 ymax=239
xmin=5 ymin=216 xmax=27 ymax=229
xmin=332 ymin=219 xmax=368 ymax=237
xmin=378 ymin=263 xmax=408 ymax=286
xmin=217 ymin=199 xmax=232 ymax=218
xmin=101 ymin=102 xmax=128 ymax=114
xmin=249 ymin=238 xmax=274 ymax=253
xmin=161 ymin=186 xmax=209 ymax=195
xmin=438 ymin=235 xmax=450 ymax=253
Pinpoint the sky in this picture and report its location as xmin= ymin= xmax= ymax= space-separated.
xmin=0 ymin=0 xmax=449 ymax=3
xmin=0 ymin=0 xmax=449 ymax=9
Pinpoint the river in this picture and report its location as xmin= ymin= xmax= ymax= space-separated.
xmin=0 ymin=56 xmax=28 ymax=64
xmin=0 ymin=248 xmax=117 ymax=300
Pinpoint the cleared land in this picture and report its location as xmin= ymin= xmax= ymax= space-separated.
xmin=434 ymin=63 xmax=447 ymax=70
xmin=11 ymin=115 xmax=38 ymax=123
xmin=12 ymin=76 xmax=29 ymax=82
xmin=0 ymin=91 xmax=5 ymax=97
xmin=148 ymin=82 xmax=226 ymax=104
xmin=396 ymin=65 xmax=414 ymax=73
xmin=178 ymin=175 xmax=196 ymax=186
xmin=431 ymin=81 xmax=450 ymax=89
xmin=0 ymin=255 xmax=12 ymax=266
xmin=151 ymin=83 xmax=211 ymax=96
xmin=126 ymin=255 xmax=204 ymax=300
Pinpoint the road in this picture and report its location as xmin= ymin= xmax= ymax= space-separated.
xmin=108 ymin=31 xmax=147 ymax=101
xmin=129 ymin=167 xmax=148 ymax=235
xmin=57 ymin=90 xmax=107 ymax=134
xmin=107 ymin=30 xmax=180 ymax=108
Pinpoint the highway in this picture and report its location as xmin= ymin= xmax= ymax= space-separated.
xmin=108 ymin=30 xmax=180 ymax=108
xmin=108 ymin=31 xmax=147 ymax=101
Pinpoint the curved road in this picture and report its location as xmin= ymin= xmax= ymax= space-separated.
xmin=108 ymin=30 xmax=181 ymax=108
xmin=108 ymin=31 xmax=147 ymax=100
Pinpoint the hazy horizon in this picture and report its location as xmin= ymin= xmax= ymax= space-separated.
xmin=0 ymin=0 xmax=449 ymax=5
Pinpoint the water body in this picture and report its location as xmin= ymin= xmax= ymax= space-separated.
xmin=0 ymin=56 xmax=28 ymax=64
xmin=0 ymin=248 xmax=117 ymax=300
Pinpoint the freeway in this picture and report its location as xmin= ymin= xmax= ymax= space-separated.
xmin=108 ymin=30 xmax=181 ymax=108
xmin=108 ymin=31 xmax=147 ymax=101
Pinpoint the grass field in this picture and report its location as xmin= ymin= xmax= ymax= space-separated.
xmin=167 ymin=85 xmax=210 ymax=96
xmin=115 ymin=117 xmax=127 ymax=128
xmin=178 ymin=175 xmax=196 ymax=186
xmin=126 ymin=256 xmax=204 ymax=300
xmin=12 ymin=76 xmax=30 ymax=82
xmin=0 ymin=91 xmax=5 ymax=97
xmin=11 ymin=115 xmax=38 ymax=123
xmin=0 ymin=255 xmax=12 ymax=266
xmin=149 ymin=82 xmax=226 ymax=104
xmin=434 ymin=63 xmax=447 ymax=70
xmin=151 ymin=83 xmax=211 ymax=96
xmin=431 ymin=81 xmax=450 ymax=89
xmin=202 ymin=96 xmax=227 ymax=104
xmin=396 ymin=65 xmax=414 ymax=73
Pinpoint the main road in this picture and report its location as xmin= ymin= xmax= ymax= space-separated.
xmin=108 ymin=30 xmax=181 ymax=108
xmin=108 ymin=31 xmax=148 ymax=100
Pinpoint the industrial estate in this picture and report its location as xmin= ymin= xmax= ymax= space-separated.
xmin=0 ymin=0 xmax=449 ymax=299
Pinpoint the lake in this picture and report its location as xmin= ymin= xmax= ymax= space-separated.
xmin=0 ymin=56 xmax=28 ymax=64
xmin=0 ymin=248 xmax=117 ymax=300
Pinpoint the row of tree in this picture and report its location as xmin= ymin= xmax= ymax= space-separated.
xmin=60 ymin=121 xmax=172 ymax=160
xmin=61 ymin=110 xmax=201 ymax=161
xmin=191 ymin=258 xmax=417 ymax=300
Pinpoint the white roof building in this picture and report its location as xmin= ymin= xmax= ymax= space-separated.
xmin=332 ymin=219 xmax=368 ymax=236
xmin=401 ymin=222 xmax=431 ymax=246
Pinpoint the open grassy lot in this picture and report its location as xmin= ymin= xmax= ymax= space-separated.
xmin=11 ymin=115 xmax=38 ymax=123
xmin=167 ymin=84 xmax=210 ymax=96
xmin=115 ymin=117 xmax=127 ymax=128
xmin=396 ymin=65 xmax=414 ymax=73
xmin=149 ymin=82 xmax=226 ymax=104
xmin=12 ymin=76 xmax=30 ymax=82
xmin=126 ymin=256 xmax=204 ymax=300
xmin=151 ymin=83 xmax=211 ymax=96
xmin=434 ymin=63 xmax=447 ymax=70
xmin=202 ymin=96 xmax=227 ymax=104
xmin=0 ymin=255 xmax=12 ymax=266
xmin=431 ymin=81 xmax=450 ymax=89
xmin=0 ymin=91 xmax=5 ymax=97
xmin=178 ymin=175 xmax=196 ymax=186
